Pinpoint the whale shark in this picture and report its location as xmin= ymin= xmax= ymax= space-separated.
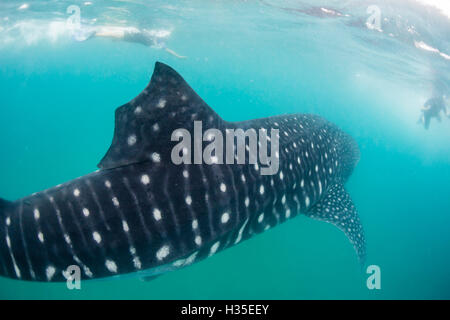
xmin=0 ymin=62 xmax=365 ymax=282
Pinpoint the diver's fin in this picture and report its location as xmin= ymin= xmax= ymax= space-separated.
xmin=98 ymin=62 xmax=224 ymax=169
xmin=140 ymin=275 xmax=161 ymax=282
xmin=305 ymin=183 xmax=366 ymax=265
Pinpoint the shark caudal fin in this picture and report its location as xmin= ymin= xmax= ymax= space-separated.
xmin=98 ymin=61 xmax=224 ymax=170
xmin=305 ymin=184 xmax=366 ymax=265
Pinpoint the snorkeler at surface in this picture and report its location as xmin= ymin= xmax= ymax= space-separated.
xmin=417 ymin=95 xmax=450 ymax=130
xmin=73 ymin=25 xmax=187 ymax=59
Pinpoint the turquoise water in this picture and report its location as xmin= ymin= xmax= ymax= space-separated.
xmin=0 ymin=0 xmax=449 ymax=299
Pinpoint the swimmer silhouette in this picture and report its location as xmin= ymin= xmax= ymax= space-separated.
xmin=74 ymin=25 xmax=187 ymax=59
xmin=418 ymin=95 xmax=449 ymax=130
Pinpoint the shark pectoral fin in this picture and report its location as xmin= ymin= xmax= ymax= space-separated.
xmin=306 ymin=183 xmax=366 ymax=265
xmin=98 ymin=61 xmax=224 ymax=170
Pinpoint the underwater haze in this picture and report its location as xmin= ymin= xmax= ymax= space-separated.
xmin=0 ymin=0 xmax=449 ymax=299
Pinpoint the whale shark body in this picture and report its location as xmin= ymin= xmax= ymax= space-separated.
xmin=0 ymin=62 xmax=365 ymax=282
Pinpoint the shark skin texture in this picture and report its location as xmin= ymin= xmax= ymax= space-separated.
xmin=0 ymin=62 xmax=364 ymax=282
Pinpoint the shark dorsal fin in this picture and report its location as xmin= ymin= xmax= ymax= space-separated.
xmin=98 ymin=62 xmax=224 ymax=169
